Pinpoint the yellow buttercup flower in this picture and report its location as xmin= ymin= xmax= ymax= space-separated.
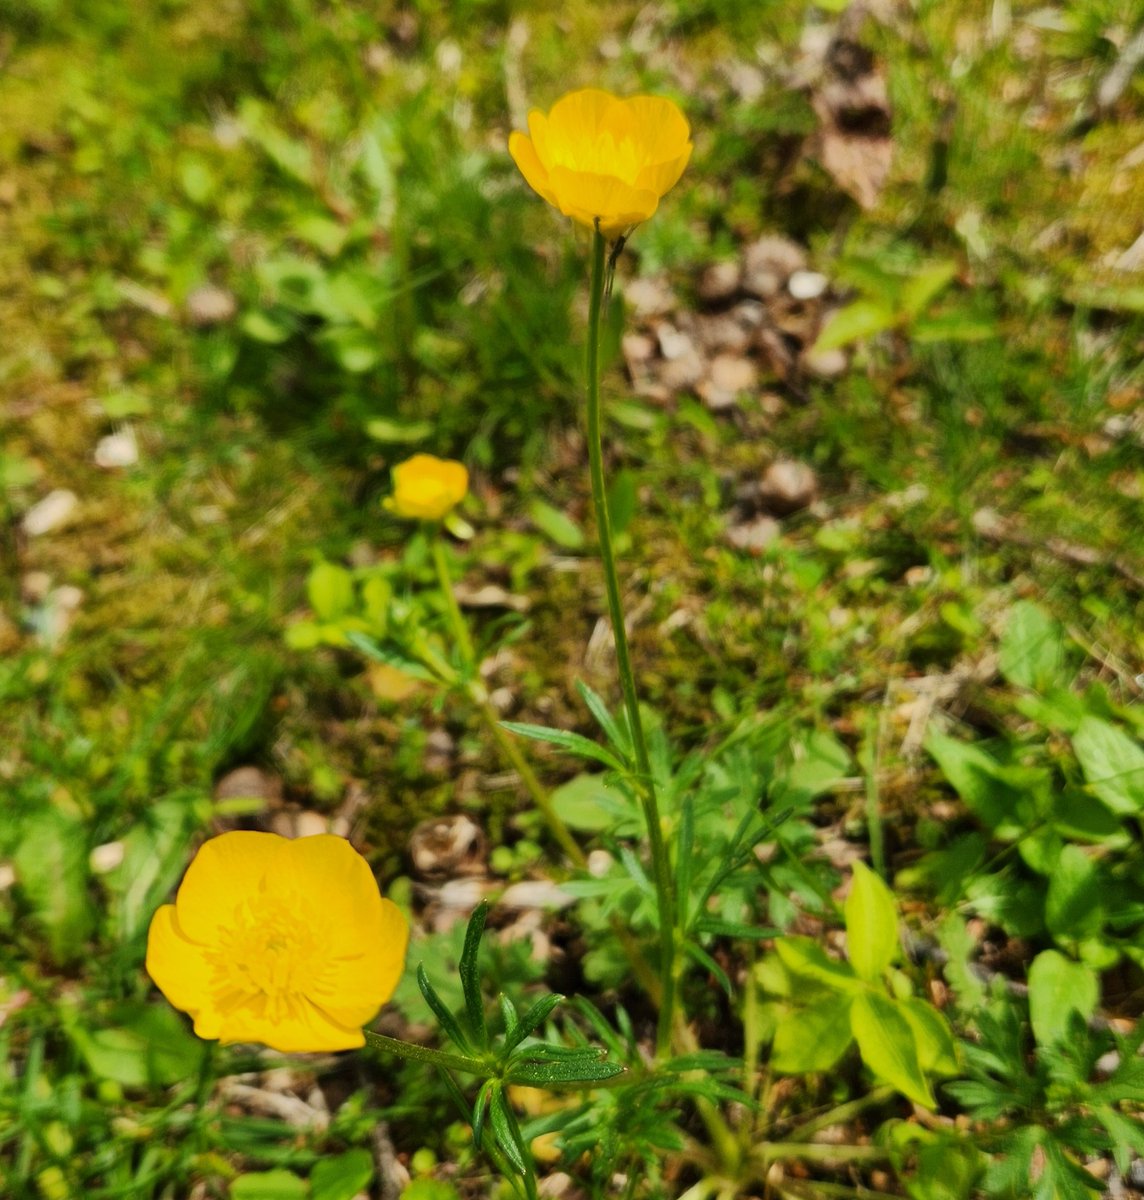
xmin=146 ymin=832 xmax=408 ymax=1053
xmin=385 ymin=454 xmax=469 ymax=522
xmin=508 ymin=88 xmax=692 ymax=238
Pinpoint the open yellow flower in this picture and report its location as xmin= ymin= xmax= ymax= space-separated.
xmin=508 ymin=88 xmax=692 ymax=238
xmin=146 ymin=832 xmax=408 ymax=1053
xmin=384 ymin=454 xmax=469 ymax=522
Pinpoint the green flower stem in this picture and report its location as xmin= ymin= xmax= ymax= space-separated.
xmin=429 ymin=531 xmax=585 ymax=866
xmin=479 ymin=696 xmax=587 ymax=868
xmin=426 ymin=531 xmax=662 ymax=995
xmin=586 ymin=225 xmax=675 ymax=1060
xmin=430 ymin=535 xmax=476 ymax=666
xmin=363 ymin=1030 xmax=494 ymax=1077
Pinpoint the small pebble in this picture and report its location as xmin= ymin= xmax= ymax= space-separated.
xmin=622 ymin=332 xmax=656 ymax=365
xmin=802 ymin=345 xmax=849 ymax=379
xmin=89 ymin=842 xmax=126 ymax=874
xmin=788 ymin=269 xmax=829 ymax=300
xmin=656 ymin=324 xmax=694 ymax=360
xmin=726 ymin=515 xmax=781 ymax=554
xmin=660 ymin=350 xmax=706 ymax=391
xmin=699 ymin=354 xmax=758 ymax=411
xmin=697 ymin=260 xmax=742 ymax=304
xmin=742 ymin=235 xmax=807 ymax=298
xmin=759 ymin=460 xmax=818 ymax=514
xmin=22 ymin=489 xmax=78 ymax=537
xmin=624 ymin=276 xmax=675 ymax=318
xmin=185 ymin=284 xmax=237 ymax=327
xmin=94 ymin=430 xmax=138 ymax=469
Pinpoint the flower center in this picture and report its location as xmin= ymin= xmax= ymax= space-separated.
xmin=207 ymin=887 xmax=336 ymax=1021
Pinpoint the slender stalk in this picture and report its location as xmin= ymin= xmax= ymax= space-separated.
xmin=758 ymin=1143 xmax=887 ymax=1165
xmin=429 ymin=531 xmax=586 ymax=867
xmin=362 ymin=1030 xmax=494 ymax=1077
xmin=427 ymin=530 xmax=664 ymax=997
xmin=585 ymin=225 xmax=675 ymax=1059
xmin=478 ymin=696 xmax=587 ymax=868
xmin=431 ymin=536 xmax=476 ymax=666
xmin=782 ymin=1086 xmax=894 ymax=1143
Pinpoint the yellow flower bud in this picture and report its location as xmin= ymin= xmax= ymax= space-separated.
xmin=384 ymin=454 xmax=469 ymax=522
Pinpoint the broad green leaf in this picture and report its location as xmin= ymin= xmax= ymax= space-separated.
xmin=529 ymin=499 xmax=584 ymax=550
xmin=1044 ymin=844 xmax=1104 ymax=943
xmin=310 ymin=1150 xmax=373 ymax=1200
xmin=70 ymin=1003 xmax=206 ymax=1088
xmin=13 ymin=808 xmax=94 ymax=962
xmin=231 ymin=1171 xmax=308 ymax=1199
xmin=1072 ymin=716 xmax=1144 ymax=815
xmin=1050 ymin=787 xmax=1130 ymax=847
xmin=307 ymin=562 xmax=354 ymax=621
xmin=844 ymin=861 xmax=899 ymax=981
xmin=103 ymin=798 xmax=199 ymax=942
xmin=813 ymin=299 xmax=897 ymax=352
xmin=899 ymin=260 xmax=959 ymax=319
xmin=548 ymin=773 xmax=634 ymax=833
xmin=899 ymin=998 xmax=960 ymax=1076
xmin=780 ymin=729 xmax=853 ymax=807
xmin=774 ymin=937 xmax=860 ymax=992
xmin=771 ymin=995 xmax=854 ymax=1073
xmin=924 ymin=730 xmax=1030 ymax=837
xmin=999 ymin=601 xmax=1065 ymax=692
xmin=1027 ymin=950 xmax=1098 ymax=1047
xmin=402 ymin=1180 xmax=461 ymax=1200
xmin=850 ymin=991 xmax=935 ymax=1107
xmin=241 ymin=310 xmax=293 ymax=344
xmin=365 ymin=417 xmax=434 ymax=444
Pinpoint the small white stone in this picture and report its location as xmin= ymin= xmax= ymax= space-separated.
xmin=726 ymin=515 xmax=781 ymax=554
xmin=587 ymin=849 xmax=614 ymax=878
xmin=94 ymin=430 xmax=138 ymax=469
xmin=759 ymin=460 xmax=818 ymax=514
xmin=22 ymin=489 xmax=78 ymax=537
xmin=802 ymin=345 xmax=849 ymax=379
xmin=788 ymin=269 xmax=829 ymax=300
xmin=90 ymin=842 xmax=126 ymax=874
xmin=656 ymin=324 xmax=693 ymax=360
xmin=697 ymin=260 xmax=742 ymax=304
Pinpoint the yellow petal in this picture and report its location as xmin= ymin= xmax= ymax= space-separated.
xmin=146 ymin=905 xmax=215 ymax=1015
xmin=634 ymin=144 xmax=693 ymax=201
xmin=527 ymin=110 xmax=554 ymax=172
xmin=509 ymin=131 xmax=557 ymax=209
xmin=623 ymin=95 xmax=692 ymax=166
xmin=213 ymin=994 xmax=365 ymax=1053
xmin=546 ymin=166 xmax=658 ymax=235
xmin=547 ymin=90 xmax=637 ymax=178
xmin=174 ymin=831 xmax=290 ymax=944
